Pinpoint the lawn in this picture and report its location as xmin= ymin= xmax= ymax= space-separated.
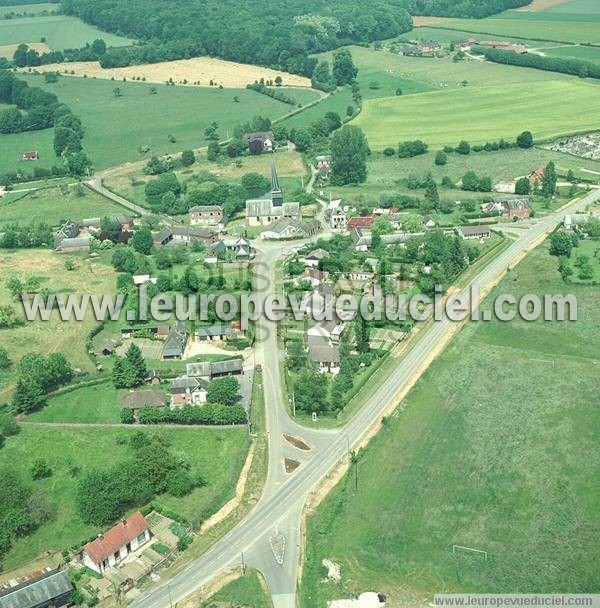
xmin=354 ymin=80 xmax=600 ymax=150
xmin=3 ymin=74 xmax=320 ymax=173
xmin=205 ymin=570 xmax=273 ymax=608
xmin=26 ymin=380 xmax=121 ymax=423
xmin=0 ymin=183 xmax=128 ymax=225
xmin=0 ymin=249 xmax=116 ymax=401
xmin=0 ymin=15 xmax=133 ymax=50
xmin=425 ymin=9 xmax=600 ymax=45
xmin=0 ymin=425 xmax=250 ymax=570
xmin=299 ymin=242 xmax=600 ymax=605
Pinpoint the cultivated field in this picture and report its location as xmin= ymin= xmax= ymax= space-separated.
xmin=3 ymin=74 xmax=320 ymax=172
xmin=425 ymin=9 xmax=600 ymax=44
xmin=0 ymin=15 xmax=133 ymax=51
xmin=299 ymin=242 xmax=600 ymax=605
xmin=28 ymin=57 xmax=311 ymax=88
xmin=0 ymin=184 xmax=127 ymax=225
xmin=354 ymin=80 xmax=600 ymax=149
xmin=515 ymin=0 xmax=576 ymax=10
xmin=0 ymin=41 xmax=50 ymax=59
xmin=0 ymin=426 xmax=250 ymax=569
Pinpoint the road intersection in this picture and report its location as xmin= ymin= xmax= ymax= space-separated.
xmin=131 ymin=188 xmax=600 ymax=608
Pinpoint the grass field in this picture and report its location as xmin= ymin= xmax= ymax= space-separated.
xmin=0 ymin=15 xmax=133 ymax=51
xmin=0 ymin=4 xmax=57 ymax=18
xmin=0 ymin=74 xmax=320 ymax=173
xmin=27 ymin=380 xmax=121 ymax=423
xmin=354 ymin=80 xmax=600 ymax=150
xmin=0 ymin=425 xmax=250 ymax=569
xmin=0 ymin=183 xmax=127 ymax=225
xmin=424 ymin=9 xmax=600 ymax=45
xmin=0 ymin=249 xmax=115 ymax=401
xmin=28 ymin=57 xmax=311 ymax=88
xmin=299 ymin=242 xmax=600 ymax=606
xmin=540 ymin=44 xmax=600 ymax=63
xmin=206 ymin=571 xmax=273 ymax=607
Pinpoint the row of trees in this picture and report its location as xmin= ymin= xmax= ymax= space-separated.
xmin=12 ymin=39 xmax=107 ymax=68
xmin=475 ymin=46 xmax=600 ymax=80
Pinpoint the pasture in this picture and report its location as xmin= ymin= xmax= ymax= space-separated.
xmin=5 ymin=74 xmax=320 ymax=172
xmin=28 ymin=57 xmax=311 ymax=88
xmin=0 ymin=15 xmax=133 ymax=51
xmin=354 ymin=80 xmax=600 ymax=149
xmin=0 ymin=183 xmax=127 ymax=225
xmin=0 ymin=425 xmax=250 ymax=569
xmin=299 ymin=243 xmax=600 ymax=605
xmin=540 ymin=44 xmax=600 ymax=63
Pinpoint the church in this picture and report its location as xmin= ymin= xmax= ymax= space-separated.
xmin=245 ymin=163 xmax=301 ymax=227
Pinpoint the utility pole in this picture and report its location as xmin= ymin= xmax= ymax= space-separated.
xmin=241 ymin=550 xmax=246 ymax=575
xmin=168 ymin=582 xmax=173 ymax=608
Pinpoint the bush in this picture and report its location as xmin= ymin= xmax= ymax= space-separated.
xmin=120 ymin=409 xmax=135 ymax=424
xmin=434 ymin=151 xmax=447 ymax=166
xmin=383 ymin=147 xmax=395 ymax=157
xmin=456 ymin=140 xmax=471 ymax=155
xmin=398 ymin=140 xmax=427 ymax=158
xmin=30 ymin=459 xmax=52 ymax=480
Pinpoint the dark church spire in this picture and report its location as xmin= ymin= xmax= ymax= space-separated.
xmin=271 ymin=162 xmax=283 ymax=207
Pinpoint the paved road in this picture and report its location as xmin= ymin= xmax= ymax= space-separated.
xmin=131 ymin=189 xmax=600 ymax=608
xmin=86 ymin=178 xmax=151 ymax=216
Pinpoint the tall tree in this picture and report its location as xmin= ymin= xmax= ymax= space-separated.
xmin=541 ymin=161 xmax=557 ymax=198
xmin=355 ymin=315 xmax=370 ymax=353
xmin=330 ymin=125 xmax=369 ymax=186
xmin=125 ymin=343 xmax=147 ymax=385
xmin=332 ymin=49 xmax=358 ymax=85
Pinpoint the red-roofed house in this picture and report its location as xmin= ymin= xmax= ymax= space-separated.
xmin=529 ymin=167 xmax=545 ymax=184
xmin=346 ymin=216 xmax=374 ymax=231
xmin=22 ymin=151 xmax=39 ymax=161
xmin=82 ymin=512 xmax=151 ymax=574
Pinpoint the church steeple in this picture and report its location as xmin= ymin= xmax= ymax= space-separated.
xmin=271 ymin=162 xmax=283 ymax=207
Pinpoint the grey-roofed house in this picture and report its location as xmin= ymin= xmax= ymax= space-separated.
xmin=120 ymin=391 xmax=167 ymax=415
xmin=189 ymin=205 xmax=223 ymax=226
xmin=162 ymin=322 xmax=188 ymax=359
xmin=186 ymin=358 xmax=243 ymax=379
xmin=170 ymin=375 xmax=209 ymax=407
xmin=304 ymin=248 xmax=329 ymax=267
xmin=458 ymin=225 xmax=491 ymax=240
xmin=307 ymin=335 xmax=340 ymax=374
xmin=490 ymin=196 xmax=532 ymax=219
xmin=196 ymin=325 xmax=233 ymax=341
xmin=0 ymin=569 xmax=72 ymax=608
xmin=55 ymin=237 xmax=90 ymax=253
xmin=212 ymin=237 xmax=251 ymax=260
xmin=153 ymin=227 xmax=174 ymax=247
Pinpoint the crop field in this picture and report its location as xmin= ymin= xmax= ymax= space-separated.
xmin=0 ymin=15 xmax=133 ymax=51
xmin=0 ymin=41 xmax=50 ymax=59
xmin=4 ymin=74 xmax=320 ymax=172
xmin=0 ymin=184 xmax=127 ymax=225
xmin=426 ymin=9 xmax=600 ymax=45
xmin=28 ymin=57 xmax=311 ymax=88
xmin=299 ymin=243 xmax=600 ymax=606
xmin=0 ymin=425 xmax=250 ymax=569
xmin=354 ymin=80 xmax=600 ymax=150
xmin=0 ymin=250 xmax=116 ymax=401
xmin=540 ymin=44 xmax=600 ymax=63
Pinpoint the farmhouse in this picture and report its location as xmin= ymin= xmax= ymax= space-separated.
xmin=82 ymin=512 xmax=151 ymax=574
xmin=212 ymin=237 xmax=251 ymax=260
xmin=421 ymin=215 xmax=437 ymax=229
xmin=564 ymin=213 xmax=592 ymax=230
xmin=21 ymin=151 xmax=39 ymax=161
xmin=458 ymin=225 xmax=491 ymax=240
xmin=347 ymin=216 xmax=374 ymax=231
xmin=529 ymin=167 xmax=545 ymax=184
xmin=490 ymin=196 xmax=532 ymax=219
xmin=307 ymin=335 xmax=340 ymax=375
xmin=120 ymin=390 xmax=167 ymax=417
xmin=195 ymin=325 xmax=233 ymax=341
xmin=162 ymin=322 xmax=188 ymax=359
xmin=304 ymin=248 xmax=329 ymax=267
xmin=260 ymin=218 xmax=320 ymax=240
xmin=494 ymin=181 xmax=516 ymax=194
xmin=170 ymin=375 xmax=208 ymax=407
xmin=245 ymin=164 xmax=301 ymax=227
xmin=0 ymin=569 xmax=73 ymax=608
xmin=189 ymin=205 xmax=223 ymax=226
xmin=153 ymin=226 xmax=217 ymax=247
xmin=186 ymin=358 xmax=243 ymax=380
xmin=316 ymin=155 xmax=331 ymax=173
xmin=245 ymin=131 xmax=274 ymax=152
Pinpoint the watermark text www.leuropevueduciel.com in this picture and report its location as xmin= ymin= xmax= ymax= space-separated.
xmin=18 ymin=284 xmax=578 ymax=327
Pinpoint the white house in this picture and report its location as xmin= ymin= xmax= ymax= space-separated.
xmin=82 ymin=512 xmax=151 ymax=574
xmin=493 ymin=181 xmax=516 ymax=194
xmin=170 ymin=376 xmax=208 ymax=407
